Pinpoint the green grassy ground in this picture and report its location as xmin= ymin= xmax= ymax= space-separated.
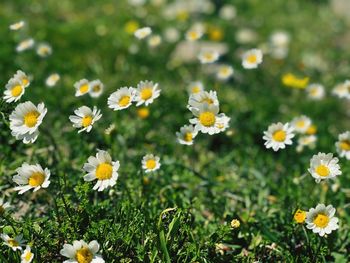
xmin=1 ymin=0 xmax=350 ymax=262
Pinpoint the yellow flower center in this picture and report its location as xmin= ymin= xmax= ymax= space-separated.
xmin=189 ymin=31 xmax=199 ymax=40
xmin=118 ymin=96 xmax=131 ymax=107
xmin=199 ymin=112 xmax=215 ymax=127
xmin=92 ymin=85 xmax=101 ymax=92
xmin=79 ymin=84 xmax=89 ymax=94
xmin=306 ymin=125 xmax=317 ymax=135
xmin=191 ymin=86 xmax=200 ymax=94
xmin=272 ymin=130 xmax=286 ymax=142
xmin=28 ymin=172 xmax=45 ymax=187
xmin=313 ymin=213 xmax=329 ymax=228
xmin=137 ymin=107 xmax=149 ymax=119
xmin=200 ymin=98 xmax=214 ymax=105
xmin=140 ymin=87 xmax=153 ymax=100
xmin=8 ymin=239 xmax=19 ymax=247
xmin=294 ymin=209 xmax=306 ymax=223
xmin=340 ymin=140 xmax=350 ymax=151
xmin=24 ymin=251 xmax=33 ymax=261
xmin=82 ymin=116 xmax=93 ymax=127
xmin=204 ymin=53 xmax=213 ymax=61
xmin=296 ymin=120 xmax=305 ymax=128
xmin=145 ymin=159 xmax=156 ymax=170
xmin=315 ymin=165 xmax=330 ymax=177
xmin=184 ymin=132 xmax=192 ymax=142
xmin=95 ymin=163 xmax=113 ymax=180
xmin=11 ymin=85 xmax=23 ymax=97
xmin=247 ymin=54 xmax=257 ymax=63
xmin=24 ymin=111 xmax=40 ymax=128
xmin=22 ymin=78 xmax=29 ymax=86
xmin=75 ymin=247 xmax=93 ymax=263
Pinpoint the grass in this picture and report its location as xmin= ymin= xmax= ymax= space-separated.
xmin=0 ymin=0 xmax=350 ymax=262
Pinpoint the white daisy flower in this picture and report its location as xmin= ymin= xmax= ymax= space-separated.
xmin=306 ymin=204 xmax=339 ymax=237
xmin=185 ymin=28 xmax=204 ymax=41
xmin=107 ymin=87 xmax=135 ymax=110
xmin=219 ymin=5 xmax=237 ymax=20
xmin=16 ymin=38 xmax=35 ymax=52
xmin=188 ymin=90 xmax=219 ymax=110
xmin=1 ymin=234 xmax=25 ymax=251
xmin=3 ymin=78 xmax=25 ymax=103
xmin=242 ymin=48 xmax=263 ymax=69
xmin=134 ymin=27 xmax=152 ymax=39
xmin=9 ymin=20 xmax=25 ymax=31
xmin=89 ymin=79 xmax=104 ymax=98
xmin=36 ymin=43 xmax=52 ymax=57
xmin=74 ymin=79 xmax=90 ymax=97
xmin=215 ymin=114 xmax=231 ymax=133
xmin=306 ymin=84 xmax=325 ymax=100
xmin=69 ymin=106 xmax=102 ymax=133
xmin=14 ymin=70 xmax=30 ymax=88
xmin=336 ymin=131 xmax=350 ymax=160
xmin=308 ymin=152 xmax=341 ymax=183
xmin=148 ymin=35 xmax=162 ymax=48
xmin=216 ymin=65 xmax=234 ymax=81
xmin=189 ymin=103 xmax=224 ymax=135
xmin=60 ymin=240 xmax=105 ymax=263
xmin=134 ymin=80 xmax=161 ymax=106
xmin=83 ymin=150 xmax=119 ymax=192
xmin=187 ymin=81 xmax=204 ymax=95
xmin=13 ymin=163 xmax=51 ymax=194
xmin=9 ymin=101 xmax=47 ymax=144
xmin=263 ymin=122 xmax=295 ymax=151
xmin=21 ymin=245 xmax=34 ymax=263
xmin=176 ymin=125 xmax=198 ymax=145
xmin=45 ymin=73 xmax=60 ymax=87
xmin=0 ymin=198 xmax=11 ymax=215
xmin=142 ymin=154 xmax=161 ymax=173
xmin=198 ymin=50 xmax=220 ymax=64
xmin=291 ymin=115 xmax=312 ymax=134
xmin=296 ymin=135 xmax=317 ymax=152
xmin=332 ymin=81 xmax=350 ymax=99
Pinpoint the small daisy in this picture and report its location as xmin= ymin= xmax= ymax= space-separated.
xmin=215 ymin=114 xmax=231 ymax=133
xmin=14 ymin=70 xmax=30 ymax=87
xmin=36 ymin=43 xmax=52 ymax=57
xmin=60 ymin=240 xmax=105 ymax=263
xmin=3 ymin=78 xmax=25 ymax=103
xmin=187 ymin=81 xmax=204 ymax=95
xmin=336 ymin=131 xmax=350 ymax=160
xmin=308 ymin=152 xmax=341 ymax=183
xmin=45 ymin=73 xmax=60 ymax=87
xmin=189 ymin=103 xmax=224 ymax=135
xmin=291 ymin=115 xmax=312 ymax=134
xmin=16 ymin=38 xmax=35 ymax=52
xmin=13 ymin=163 xmax=51 ymax=194
xmin=306 ymin=84 xmax=325 ymax=100
xmin=263 ymin=122 xmax=295 ymax=151
xmin=142 ymin=154 xmax=161 ymax=173
xmin=296 ymin=135 xmax=317 ymax=152
xmin=1 ymin=234 xmax=25 ymax=251
xmin=108 ymin=87 xmax=135 ymax=110
xmin=134 ymin=27 xmax=152 ymax=39
xmin=9 ymin=20 xmax=25 ymax=31
xmin=188 ymin=90 xmax=219 ymax=110
xmin=306 ymin=204 xmax=339 ymax=236
xmin=217 ymin=65 xmax=234 ymax=81
xmin=83 ymin=150 xmax=119 ymax=192
xmin=21 ymin=245 xmax=34 ymax=263
xmin=198 ymin=50 xmax=219 ymax=64
xmin=9 ymin=101 xmax=47 ymax=144
xmin=242 ymin=48 xmax=263 ymax=69
xmin=185 ymin=28 xmax=204 ymax=41
xmin=148 ymin=35 xmax=162 ymax=48
xmin=69 ymin=106 xmax=102 ymax=133
xmin=89 ymin=79 xmax=104 ymax=98
xmin=74 ymin=79 xmax=90 ymax=97
xmin=332 ymin=81 xmax=350 ymax=99
xmin=134 ymin=80 xmax=161 ymax=106
xmin=176 ymin=125 xmax=198 ymax=145
xmin=0 ymin=198 xmax=11 ymax=215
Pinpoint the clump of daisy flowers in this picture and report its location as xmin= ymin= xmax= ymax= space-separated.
xmin=74 ymin=78 xmax=104 ymax=98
